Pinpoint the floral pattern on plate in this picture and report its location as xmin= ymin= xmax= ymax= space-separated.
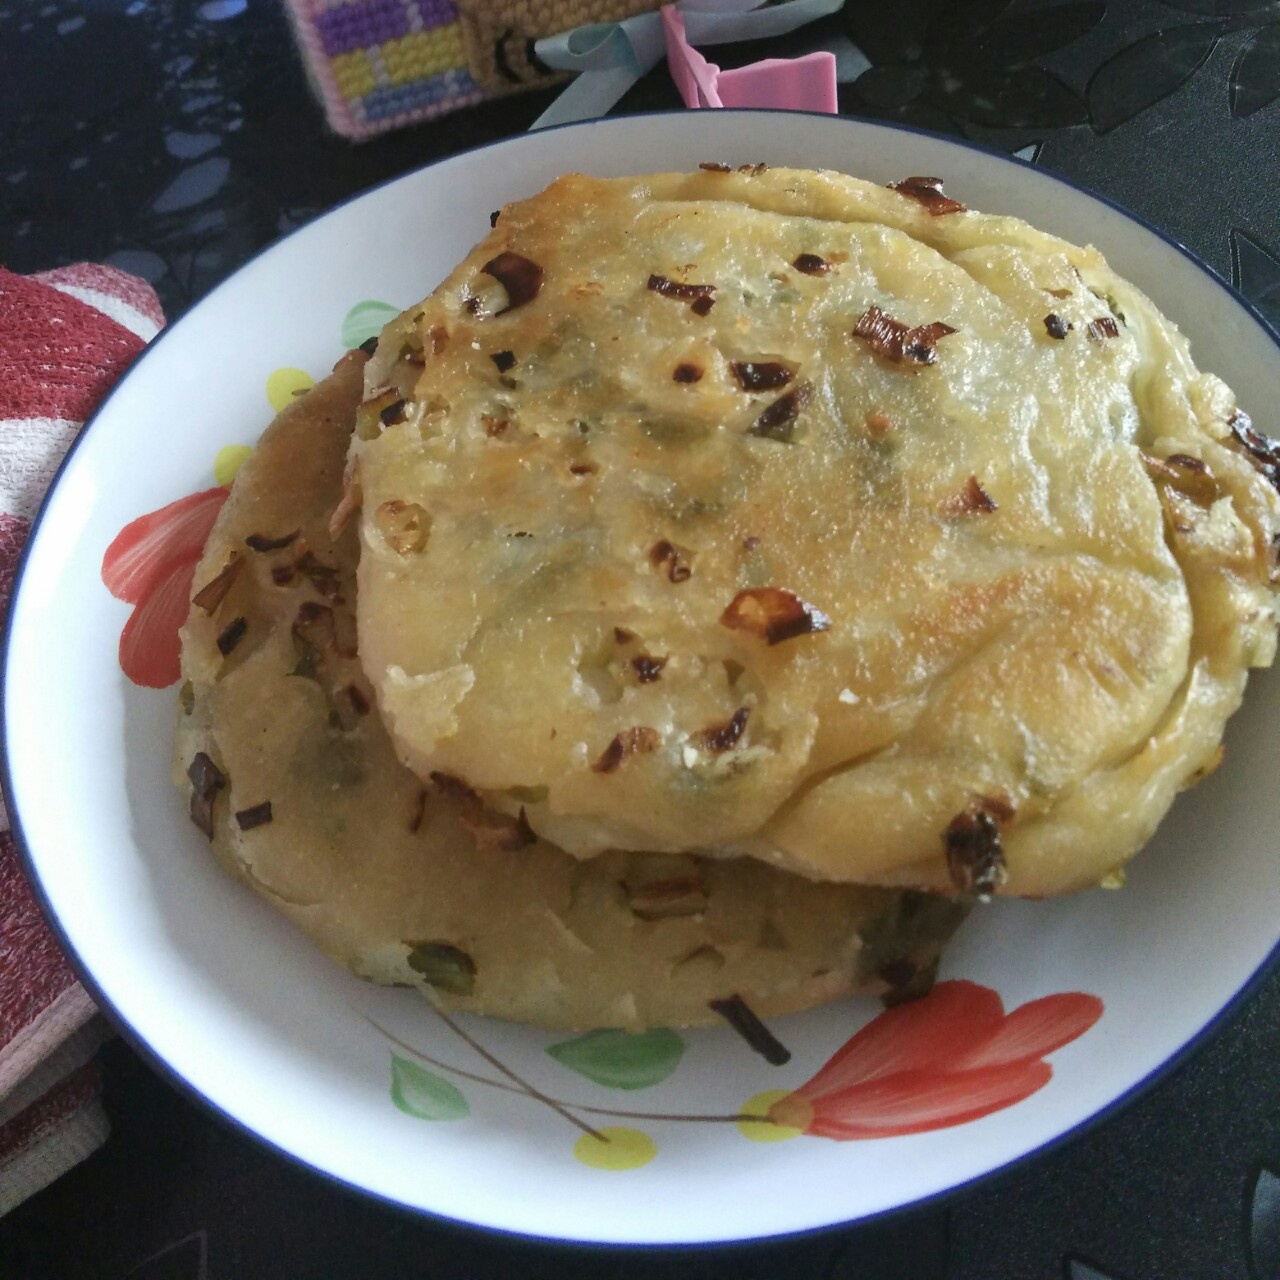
xmin=374 ymin=981 xmax=1104 ymax=1170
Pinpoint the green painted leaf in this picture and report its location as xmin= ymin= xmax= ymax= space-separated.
xmin=341 ymin=299 xmax=400 ymax=350
xmin=390 ymin=1055 xmax=469 ymax=1121
xmin=546 ymin=1028 xmax=685 ymax=1091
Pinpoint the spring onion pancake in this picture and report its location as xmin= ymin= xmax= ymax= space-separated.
xmin=352 ymin=167 xmax=1280 ymax=899
xmin=174 ymin=351 xmax=965 ymax=1029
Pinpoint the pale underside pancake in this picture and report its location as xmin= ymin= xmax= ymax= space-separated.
xmin=174 ymin=354 xmax=965 ymax=1030
xmin=354 ymin=167 xmax=1280 ymax=898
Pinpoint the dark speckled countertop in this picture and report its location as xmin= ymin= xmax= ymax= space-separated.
xmin=2 ymin=1 xmax=1280 ymax=1276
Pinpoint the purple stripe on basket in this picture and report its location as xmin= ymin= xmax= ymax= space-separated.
xmin=360 ymin=68 xmax=481 ymax=119
xmin=419 ymin=0 xmax=459 ymax=24
xmin=314 ymin=0 xmax=458 ymax=57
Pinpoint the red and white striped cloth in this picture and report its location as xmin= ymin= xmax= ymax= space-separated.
xmin=0 ymin=263 xmax=164 ymax=1214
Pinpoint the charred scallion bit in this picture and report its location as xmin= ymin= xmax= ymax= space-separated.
xmin=944 ymin=804 xmax=1008 ymax=900
xmin=709 ymin=994 xmax=791 ymax=1065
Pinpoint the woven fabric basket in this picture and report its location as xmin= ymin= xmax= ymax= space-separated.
xmin=285 ymin=0 xmax=648 ymax=138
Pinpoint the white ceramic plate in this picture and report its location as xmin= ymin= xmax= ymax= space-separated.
xmin=6 ymin=111 xmax=1280 ymax=1246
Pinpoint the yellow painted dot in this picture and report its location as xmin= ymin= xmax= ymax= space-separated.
xmin=737 ymin=1090 xmax=807 ymax=1143
xmin=214 ymin=444 xmax=253 ymax=487
xmin=266 ymin=367 xmax=314 ymax=412
xmin=572 ymin=1126 xmax=657 ymax=1171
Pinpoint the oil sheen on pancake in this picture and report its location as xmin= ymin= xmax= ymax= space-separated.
xmin=174 ymin=352 xmax=965 ymax=1029
xmin=352 ymin=167 xmax=1280 ymax=898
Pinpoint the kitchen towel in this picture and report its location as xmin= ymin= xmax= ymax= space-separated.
xmin=0 ymin=263 xmax=163 ymax=1215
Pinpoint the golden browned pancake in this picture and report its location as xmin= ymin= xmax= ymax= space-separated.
xmin=352 ymin=167 xmax=1279 ymax=898
xmin=173 ymin=352 xmax=966 ymax=1030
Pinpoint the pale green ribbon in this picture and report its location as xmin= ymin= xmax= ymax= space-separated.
xmin=530 ymin=0 xmax=862 ymax=129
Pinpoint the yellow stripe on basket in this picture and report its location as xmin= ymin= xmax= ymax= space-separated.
xmin=380 ymin=27 xmax=467 ymax=86
xmin=331 ymin=49 xmax=377 ymax=100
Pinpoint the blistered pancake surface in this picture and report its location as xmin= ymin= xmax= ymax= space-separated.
xmin=354 ymin=168 xmax=1279 ymax=897
xmin=174 ymin=354 xmax=963 ymax=1029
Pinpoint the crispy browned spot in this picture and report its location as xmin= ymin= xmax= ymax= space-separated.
xmin=699 ymin=161 xmax=733 ymax=172
xmin=592 ymin=726 xmax=660 ymax=774
xmin=731 ymin=361 xmax=794 ymax=392
xmin=673 ymin=362 xmax=703 ymax=383
xmin=866 ymin=412 xmax=894 ymax=436
xmin=854 ymin=305 xmax=957 ymax=366
xmin=944 ymin=804 xmax=1008 ymax=899
xmin=721 ymin=587 xmax=830 ymax=645
xmin=1043 ymin=313 xmax=1071 ymax=340
xmin=691 ymin=296 xmax=715 ymax=317
xmin=696 ymin=706 xmax=750 ymax=752
xmin=613 ymin=627 xmax=636 ymax=644
xmin=737 ymin=163 xmax=769 ymax=175
xmin=490 ymin=350 xmax=517 ymax=373
xmin=191 ymin=555 xmax=245 ymax=614
xmin=480 ymin=252 xmax=543 ymax=312
xmin=1087 ymin=316 xmax=1120 ymax=342
xmin=569 ymin=462 xmax=597 ymax=476
xmin=888 ymin=176 xmax=967 ymax=215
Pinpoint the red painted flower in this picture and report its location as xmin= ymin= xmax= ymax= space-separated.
xmin=101 ymin=488 xmax=228 ymax=688
xmin=768 ymin=980 xmax=1103 ymax=1140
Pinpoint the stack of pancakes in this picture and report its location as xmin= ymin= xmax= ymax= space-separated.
xmin=175 ymin=168 xmax=1280 ymax=1030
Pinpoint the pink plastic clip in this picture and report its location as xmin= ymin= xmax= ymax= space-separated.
xmin=661 ymin=5 xmax=837 ymax=113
